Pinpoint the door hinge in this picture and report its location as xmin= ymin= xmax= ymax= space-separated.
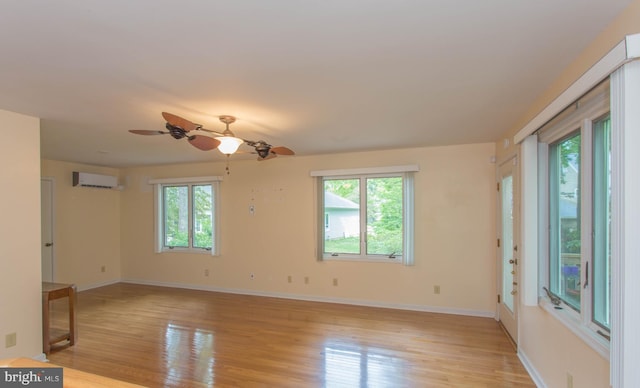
xmin=497 ymin=182 xmax=500 ymax=191
xmin=498 ymin=294 xmax=501 ymax=303
xmin=497 ymin=238 xmax=500 ymax=248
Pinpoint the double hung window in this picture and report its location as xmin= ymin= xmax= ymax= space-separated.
xmin=539 ymin=80 xmax=611 ymax=342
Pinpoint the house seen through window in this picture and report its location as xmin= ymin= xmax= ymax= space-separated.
xmin=314 ymin=166 xmax=416 ymax=264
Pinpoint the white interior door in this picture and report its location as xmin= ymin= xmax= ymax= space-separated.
xmin=41 ymin=178 xmax=54 ymax=283
xmin=497 ymin=157 xmax=519 ymax=344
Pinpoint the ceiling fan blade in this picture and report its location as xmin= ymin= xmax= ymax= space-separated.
xmin=258 ymin=153 xmax=278 ymax=161
xmin=270 ymin=146 xmax=295 ymax=155
xmin=129 ymin=130 xmax=168 ymax=135
xmin=188 ymin=135 xmax=221 ymax=151
xmin=162 ymin=112 xmax=199 ymax=132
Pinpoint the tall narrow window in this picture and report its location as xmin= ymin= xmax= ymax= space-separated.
xmin=192 ymin=184 xmax=213 ymax=249
xmin=366 ymin=176 xmax=403 ymax=256
xmin=592 ymin=116 xmax=611 ymax=330
xmin=163 ymin=185 xmax=190 ymax=248
xmin=323 ymin=178 xmax=360 ymax=255
xmin=538 ymin=79 xmax=611 ymax=346
xmin=549 ymin=132 xmax=582 ymax=311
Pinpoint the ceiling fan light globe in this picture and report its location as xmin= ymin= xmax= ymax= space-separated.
xmin=217 ymin=137 xmax=244 ymax=155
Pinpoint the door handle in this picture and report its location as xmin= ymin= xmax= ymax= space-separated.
xmin=45 ymin=243 xmax=53 ymax=247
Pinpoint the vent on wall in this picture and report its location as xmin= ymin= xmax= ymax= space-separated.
xmin=72 ymin=171 xmax=118 ymax=189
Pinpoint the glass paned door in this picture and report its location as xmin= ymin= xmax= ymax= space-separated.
xmin=498 ymin=157 xmax=519 ymax=343
xmin=501 ymin=174 xmax=515 ymax=313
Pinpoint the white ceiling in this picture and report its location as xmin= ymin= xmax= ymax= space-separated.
xmin=0 ymin=1 xmax=631 ymax=167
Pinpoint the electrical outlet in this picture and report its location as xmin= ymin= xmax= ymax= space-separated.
xmin=287 ymin=275 xmax=292 ymax=283
xmin=204 ymin=269 xmax=210 ymax=277
xmin=5 ymin=333 xmax=16 ymax=348
xmin=434 ymin=285 xmax=441 ymax=294
xmin=333 ymin=278 xmax=338 ymax=286
xmin=304 ymin=276 xmax=309 ymax=284
xmin=101 ymin=265 xmax=106 ymax=273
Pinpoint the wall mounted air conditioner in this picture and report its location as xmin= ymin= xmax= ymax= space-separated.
xmin=72 ymin=171 xmax=118 ymax=189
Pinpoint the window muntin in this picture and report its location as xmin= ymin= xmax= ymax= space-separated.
xmin=321 ymin=174 xmax=408 ymax=261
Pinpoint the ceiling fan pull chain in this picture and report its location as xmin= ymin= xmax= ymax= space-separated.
xmin=226 ymin=154 xmax=231 ymax=175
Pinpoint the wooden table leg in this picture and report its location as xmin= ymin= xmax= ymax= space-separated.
xmin=42 ymin=292 xmax=51 ymax=354
xmin=69 ymin=285 xmax=77 ymax=346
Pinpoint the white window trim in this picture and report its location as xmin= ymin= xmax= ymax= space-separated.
xmin=150 ymin=176 xmax=222 ymax=256
xmin=311 ymin=165 xmax=418 ymax=265
xmin=610 ymin=59 xmax=640 ymax=388
xmin=310 ymin=164 xmax=419 ymax=177
xmin=536 ymin=85 xmax=610 ymax=358
xmin=517 ymin=34 xmax=640 ymax=387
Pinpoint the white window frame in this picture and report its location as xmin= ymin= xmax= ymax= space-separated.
xmin=536 ymin=82 xmax=611 ymax=357
xmin=150 ymin=176 xmax=222 ymax=256
xmin=310 ymin=165 xmax=418 ymax=265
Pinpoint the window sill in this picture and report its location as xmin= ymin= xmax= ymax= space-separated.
xmin=322 ymin=255 xmax=403 ymax=264
xmin=160 ymin=248 xmax=216 ymax=255
xmin=539 ymin=297 xmax=610 ymax=360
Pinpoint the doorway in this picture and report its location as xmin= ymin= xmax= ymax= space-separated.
xmin=497 ymin=156 xmax=519 ymax=344
xmin=41 ymin=178 xmax=55 ymax=283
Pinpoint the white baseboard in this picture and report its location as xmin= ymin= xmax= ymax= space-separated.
xmin=76 ymin=279 xmax=121 ymax=292
xmin=518 ymin=348 xmax=545 ymax=387
xmin=121 ymin=278 xmax=496 ymax=318
xmin=32 ymin=353 xmax=48 ymax=362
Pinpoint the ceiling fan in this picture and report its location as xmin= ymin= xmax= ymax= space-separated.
xmin=129 ymin=112 xmax=295 ymax=161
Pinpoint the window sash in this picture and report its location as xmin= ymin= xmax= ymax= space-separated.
xmin=592 ymin=116 xmax=611 ymax=330
xmin=548 ymin=132 xmax=582 ymax=311
xmin=163 ymin=185 xmax=190 ymax=248
xmin=317 ymin=171 xmax=415 ymax=265
xmin=538 ymin=80 xmax=611 ymax=340
xmin=153 ymin=177 xmax=220 ymax=255
xmin=192 ymin=184 xmax=213 ymax=250
xmin=321 ymin=175 xmax=401 ymax=259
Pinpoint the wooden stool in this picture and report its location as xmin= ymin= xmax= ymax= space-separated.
xmin=42 ymin=282 xmax=77 ymax=354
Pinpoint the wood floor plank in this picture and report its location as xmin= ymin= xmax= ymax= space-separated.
xmin=46 ymin=283 xmax=535 ymax=387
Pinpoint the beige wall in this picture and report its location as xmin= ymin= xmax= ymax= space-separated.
xmin=121 ymin=143 xmax=497 ymax=314
xmin=495 ymin=1 xmax=640 ymax=386
xmin=41 ymin=160 xmax=122 ymax=289
xmin=0 ymin=109 xmax=42 ymax=358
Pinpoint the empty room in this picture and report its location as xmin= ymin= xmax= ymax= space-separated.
xmin=1 ymin=1 xmax=640 ymax=387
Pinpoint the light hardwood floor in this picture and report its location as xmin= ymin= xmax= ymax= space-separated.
xmin=47 ymin=283 xmax=535 ymax=387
